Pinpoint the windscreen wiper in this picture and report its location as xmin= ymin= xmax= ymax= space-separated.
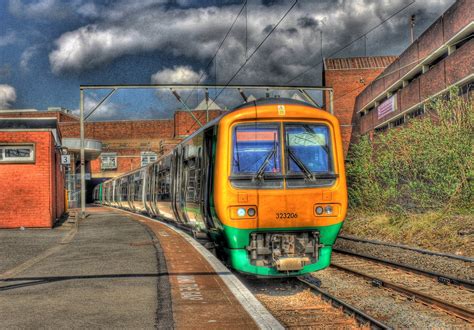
xmin=253 ymin=134 xmax=277 ymax=181
xmin=303 ymin=124 xmax=330 ymax=156
xmin=287 ymin=146 xmax=314 ymax=181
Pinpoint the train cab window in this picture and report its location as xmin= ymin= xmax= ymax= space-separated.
xmin=231 ymin=123 xmax=283 ymax=188
xmin=284 ymin=123 xmax=336 ymax=188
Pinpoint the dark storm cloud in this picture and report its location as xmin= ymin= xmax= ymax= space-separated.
xmin=297 ymin=16 xmax=319 ymax=30
xmin=45 ymin=0 xmax=455 ymax=86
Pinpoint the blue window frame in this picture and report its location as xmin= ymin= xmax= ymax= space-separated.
xmin=232 ymin=123 xmax=281 ymax=175
xmin=284 ymin=123 xmax=332 ymax=174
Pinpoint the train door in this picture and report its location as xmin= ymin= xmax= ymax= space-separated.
xmin=157 ymin=157 xmax=174 ymax=219
xmin=150 ymin=163 xmax=160 ymax=216
xmin=144 ymin=165 xmax=153 ymax=215
xmin=120 ymin=177 xmax=128 ymax=209
xmin=127 ymin=175 xmax=134 ymax=210
xmin=171 ymin=148 xmax=180 ymax=221
xmin=182 ymin=138 xmax=208 ymax=232
xmin=202 ymin=127 xmax=218 ymax=230
xmin=111 ymin=180 xmax=116 ymax=206
xmin=172 ymin=147 xmax=187 ymax=224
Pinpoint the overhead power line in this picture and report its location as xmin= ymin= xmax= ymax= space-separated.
xmin=286 ymin=0 xmax=416 ymax=84
xmin=214 ymin=0 xmax=298 ymax=103
xmin=184 ymin=0 xmax=247 ymax=103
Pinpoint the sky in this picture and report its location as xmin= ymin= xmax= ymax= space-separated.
xmin=0 ymin=0 xmax=456 ymax=120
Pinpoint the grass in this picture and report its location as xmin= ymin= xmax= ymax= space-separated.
xmin=340 ymin=208 xmax=474 ymax=257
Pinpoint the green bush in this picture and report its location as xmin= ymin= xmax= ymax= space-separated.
xmin=347 ymin=89 xmax=473 ymax=213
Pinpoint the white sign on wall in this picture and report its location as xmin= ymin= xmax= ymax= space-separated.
xmin=377 ymin=95 xmax=396 ymax=119
xmin=61 ymin=154 xmax=71 ymax=165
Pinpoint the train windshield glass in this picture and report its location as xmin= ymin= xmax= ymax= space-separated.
xmin=284 ymin=124 xmax=332 ymax=174
xmin=232 ymin=123 xmax=281 ymax=175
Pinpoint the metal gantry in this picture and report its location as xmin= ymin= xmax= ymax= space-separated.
xmin=78 ymin=84 xmax=334 ymax=219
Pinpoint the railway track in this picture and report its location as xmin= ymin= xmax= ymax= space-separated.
xmin=331 ymin=250 xmax=474 ymax=323
xmin=337 ymin=235 xmax=474 ymax=263
xmin=296 ymin=275 xmax=391 ymax=329
xmin=238 ymin=274 xmax=391 ymax=329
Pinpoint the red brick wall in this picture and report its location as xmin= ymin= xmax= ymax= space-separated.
xmin=0 ymin=131 xmax=65 ymax=228
xmin=324 ymin=68 xmax=388 ymax=155
xmin=0 ymin=111 xmax=78 ymax=122
xmin=354 ymin=0 xmax=473 ymax=135
xmin=174 ymin=110 xmax=223 ymax=137
xmin=59 ymin=119 xmax=174 ymax=140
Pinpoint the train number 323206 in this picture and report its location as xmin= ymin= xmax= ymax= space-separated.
xmin=276 ymin=212 xmax=298 ymax=219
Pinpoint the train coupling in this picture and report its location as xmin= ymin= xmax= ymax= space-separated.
xmin=275 ymin=257 xmax=311 ymax=271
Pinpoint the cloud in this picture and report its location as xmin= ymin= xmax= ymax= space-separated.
xmin=0 ymin=31 xmax=17 ymax=47
xmin=20 ymin=46 xmax=40 ymax=71
xmin=72 ymin=94 xmax=124 ymax=120
xmin=0 ymin=85 xmax=17 ymax=109
xmin=151 ymin=66 xmax=206 ymax=84
xmin=8 ymin=0 xmax=73 ymax=20
xmin=48 ymin=0 xmax=455 ymax=84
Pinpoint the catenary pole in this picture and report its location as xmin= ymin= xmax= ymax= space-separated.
xmin=80 ymin=88 xmax=86 ymax=219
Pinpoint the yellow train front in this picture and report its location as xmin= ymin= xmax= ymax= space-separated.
xmin=213 ymin=98 xmax=347 ymax=276
xmin=95 ymin=97 xmax=347 ymax=277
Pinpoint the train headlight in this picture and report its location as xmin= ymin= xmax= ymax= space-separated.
xmin=247 ymin=208 xmax=256 ymax=217
xmin=325 ymin=205 xmax=333 ymax=215
xmin=315 ymin=206 xmax=324 ymax=215
xmin=237 ymin=208 xmax=246 ymax=217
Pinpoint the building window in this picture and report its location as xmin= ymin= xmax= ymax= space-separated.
xmin=375 ymin=125 xmax=388 ymax=133
xmin=141 ymin=151 xmax=158 ymax=167
xmin=101 ymin=153 xmax=117 ymax=170
xmin=0 ymin=144 xmax=35 ymax=163
xmin=408 ymin=107 xmax=424 ymax=119
xmin=391 ymin=116 xmax=405 ymax=128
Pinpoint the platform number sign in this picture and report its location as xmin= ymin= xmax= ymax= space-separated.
xmin=61 ymin=154 xmax=71 ymax=165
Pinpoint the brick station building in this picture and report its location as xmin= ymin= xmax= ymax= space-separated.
xmin=323 ymin=56 xmax=397 ymax=155
xmin=323 ymin=0 xmax=472 ymax=153
xmin=354 ymin=0 xmax=473 ymax=137
xmin=0 ymin=118 xmax=65 ymax=228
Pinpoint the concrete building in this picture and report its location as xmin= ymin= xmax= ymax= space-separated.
xmin=354 ymin=0 xmax=473 ymax=136
xmin=0 ymin=118 xmax=66 ymax=228
xmin=323 ymin=56 xmax=397 ymax=155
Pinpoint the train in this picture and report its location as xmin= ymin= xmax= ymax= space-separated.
xmin=93 ymin=97 xmax=347 ymax=277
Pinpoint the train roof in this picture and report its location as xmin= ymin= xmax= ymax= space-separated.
xmin=233 ymin=97 xmax=318 ymax=111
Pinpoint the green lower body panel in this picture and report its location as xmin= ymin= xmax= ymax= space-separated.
xmin=222 ymin=222 xmax=343 ymax=277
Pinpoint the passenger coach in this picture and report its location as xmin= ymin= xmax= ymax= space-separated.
xmin=94 ymin=98 xmax=347 ymax=276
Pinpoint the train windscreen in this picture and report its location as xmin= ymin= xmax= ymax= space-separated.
xmin=231 ymin=122 xmax=335 ymax=188
xmin=284 ymin=124 xmax=332 ymax=174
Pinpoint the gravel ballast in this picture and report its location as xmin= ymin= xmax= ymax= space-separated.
xmin=335 ymin=238 xmax=473 ymax=281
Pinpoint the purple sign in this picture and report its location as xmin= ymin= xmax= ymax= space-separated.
xmin=377 ymin=96 xmax=395 ymax=119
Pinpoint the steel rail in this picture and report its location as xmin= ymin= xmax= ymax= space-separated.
xmin=330 ymin=263 xmax=474 ymax=323
xmin=297 ymin=275 xmax=392 ymax=330
xmin=333 ymin=248 xmax=474 ymax=290
xmin=337 ymin=235 xmax=474 ymax=263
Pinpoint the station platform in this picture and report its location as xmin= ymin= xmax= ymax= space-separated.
xmin=0 ymin=206 xmax=281 ymax=329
